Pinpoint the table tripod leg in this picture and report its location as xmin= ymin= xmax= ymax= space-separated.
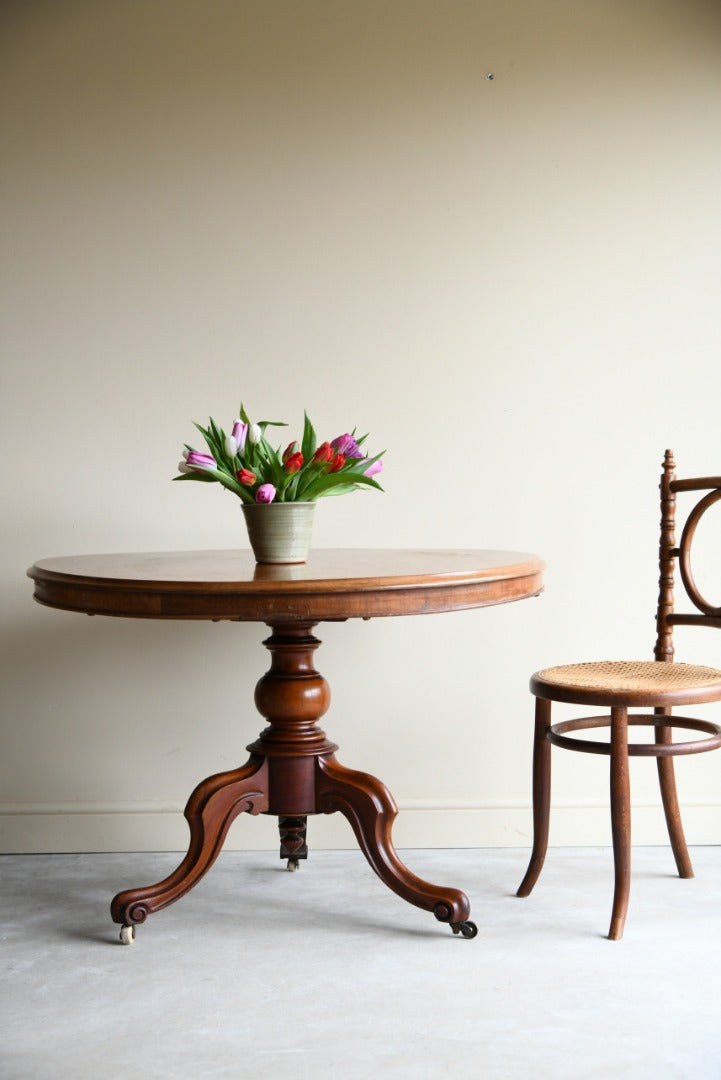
xmin=111 ymin=756 xmax=269 ymax=939
xmin=316 ymin=754 xmax=476 ymax=937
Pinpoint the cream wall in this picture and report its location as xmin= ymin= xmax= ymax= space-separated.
xmin=3 ymin=0 xmax=721 ymax=853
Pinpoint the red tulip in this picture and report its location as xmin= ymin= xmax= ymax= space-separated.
xmin=284 ymin=451 xmax=303 ymax=474
xmin=313 ymin=441 xmax=333 ymax=463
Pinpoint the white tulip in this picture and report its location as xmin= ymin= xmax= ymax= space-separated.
xmin=248 ymin=423 xmax=262 ymax=445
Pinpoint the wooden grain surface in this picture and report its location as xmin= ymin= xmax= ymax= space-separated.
xmin=28 ymin=548 xmax=545 ymax=622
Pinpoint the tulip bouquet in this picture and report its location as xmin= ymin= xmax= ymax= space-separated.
xmin=175 ymin=406 xmax=384 ymax=504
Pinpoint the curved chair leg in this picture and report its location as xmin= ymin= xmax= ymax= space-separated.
xmin=517 ymin=697 xmax=552 ymax=898
xmin=317 ymin=754 xmax=475 ymax=934
xmin=609 ymin=706 xmax=631 ymax=940
xmin=655 ymin=709 xmax=694 ymax=879
xmin=111 ymin=756 xmax=269 ymax=931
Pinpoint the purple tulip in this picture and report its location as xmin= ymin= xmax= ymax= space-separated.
xmin=184 ymin=450 xmax=217 ymax=471
xmin=255 ymin=483 xmax=276 ymax=503
xmin=331 ymin=433 xmax=363 ymax=459
xmin=363 ymin=458 xmax=383 ymax=478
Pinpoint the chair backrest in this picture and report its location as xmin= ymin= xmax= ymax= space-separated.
xmin=655 ymin=449 xmax=721 ymax=662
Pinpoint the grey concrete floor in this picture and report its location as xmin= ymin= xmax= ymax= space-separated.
xmin=2 ymin=847 xmax=721 ymax=1079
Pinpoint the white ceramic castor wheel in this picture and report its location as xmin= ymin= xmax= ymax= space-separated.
xmin=286 ymin=858 xmax=299 ymax=871
xmin=119 ymin=924 xmax=135 ymax=945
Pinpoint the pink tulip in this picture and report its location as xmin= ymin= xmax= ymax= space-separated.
xmin=363 ymin=458 xmax=383 ymax=478
xmin=231 ymin=420 xmax=248 ymax=453
xmin=255 ymin=483 xmax=276 ymax=503
xmin=184 ymin=451 xmax=217 ymax=470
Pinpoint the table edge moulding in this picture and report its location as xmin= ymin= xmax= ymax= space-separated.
xmin=27 ymin=548 xmax=545 ymax=944
xmin=28 ymin=548 xmax=544 ymax=621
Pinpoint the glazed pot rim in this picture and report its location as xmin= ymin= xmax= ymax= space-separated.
xmin=241 ymin=501 xmax=315 ymax=511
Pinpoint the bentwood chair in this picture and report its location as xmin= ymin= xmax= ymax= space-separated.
xmin=517 ymin=450 xmax=721 ymax=939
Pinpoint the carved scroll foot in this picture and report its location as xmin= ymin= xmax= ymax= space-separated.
xmin=111 ymin=756 xmax=269 ymax=929
xmin=316 ymin=754 xmax=472 ymax=931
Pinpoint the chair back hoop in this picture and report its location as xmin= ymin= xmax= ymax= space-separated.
xmin=678 ymin=487 xmax=721 ymax=618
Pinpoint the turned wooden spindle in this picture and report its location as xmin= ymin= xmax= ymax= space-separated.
xmin=654 ymin=448 xmax=677 ymax=663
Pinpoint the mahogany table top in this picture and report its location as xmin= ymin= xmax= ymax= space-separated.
xmin=28 ymin=548 xmax=545 ymax=623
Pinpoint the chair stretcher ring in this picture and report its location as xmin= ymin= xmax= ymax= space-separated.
xmin=548 ymin=713 xmax=721 ymax=757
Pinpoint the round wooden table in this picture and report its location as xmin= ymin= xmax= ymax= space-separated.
xmin=28 ymin=548 xmax=544 ymax=942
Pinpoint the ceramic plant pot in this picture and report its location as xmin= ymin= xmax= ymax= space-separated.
xmin=241 ymin=501 xmax=315 ymax=564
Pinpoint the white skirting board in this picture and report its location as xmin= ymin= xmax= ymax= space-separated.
xmin=1 ymin=800 xmax=721 ymax=853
